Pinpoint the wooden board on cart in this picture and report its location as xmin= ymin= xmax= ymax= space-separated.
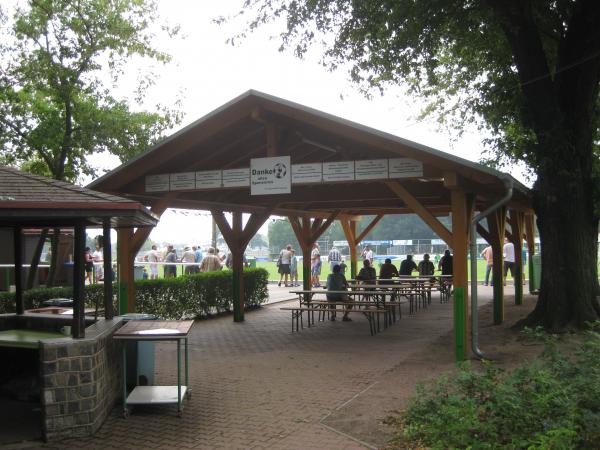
xmin=114 ymin=320 xmax=194 ymax=339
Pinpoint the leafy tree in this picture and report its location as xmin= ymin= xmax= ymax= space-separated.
xmin=236 ymin=0 xmax=600 ymax=330
xmin=0 ymin=0 xmax=181 ymax=285
xmin=0 ymin=0 xmax=180 ymax=182
xmin=249 ymin=233 xmax=268 ymax=249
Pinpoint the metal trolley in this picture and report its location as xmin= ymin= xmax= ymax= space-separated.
xmin=113 ymin=320 xmax=194 ymax=417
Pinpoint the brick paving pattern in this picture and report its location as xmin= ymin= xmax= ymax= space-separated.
xmin=36 ymin=288 xmax=464 ymax=450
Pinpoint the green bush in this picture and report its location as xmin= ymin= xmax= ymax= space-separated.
xmin=385 ymin=328 xmax=600 ymax=449
xmin=0 ymin=268 xmax=269 ymax=319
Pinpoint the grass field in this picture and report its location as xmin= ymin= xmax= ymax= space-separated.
xmin=256 ymin=258 xmax=521 ymax=282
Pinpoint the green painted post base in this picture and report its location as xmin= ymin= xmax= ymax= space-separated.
xmin=233 ymin=272 xmax=243 ymax=322
xmin=454 ymin=287 xmax=466 ymax=362
xmin=303 ymin=265 xmax=311 ymax=290
xmin=493 ymin=282 xmax=503 ymax=325
xmin=515 ymin=267 xmax=523 ymax=305
xmin=118 ymin=281 xmax=128 ymax=315
xmin=528 ymin=259 xmax=535 ymax=294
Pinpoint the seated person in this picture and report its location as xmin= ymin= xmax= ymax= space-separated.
xmin=418 ymin=253 xmax=435 ymax=276
xmin=379 ymin=258 xmax=399 ymax=280
xmin=356 ymin=259 xmax=377 ymax=284
xmin=325 ymin=264 xmax=351 ymax=321
xmin=399 ymin=254 xmax=417 ymax=276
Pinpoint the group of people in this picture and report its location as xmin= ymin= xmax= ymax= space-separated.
xmin=277 ymin=245 xmax=300 ymax=287
xmin=480 ymin=237 xmax=524 ymax=286
xmin=145 ymin=245 xmax=246 ymax=279
xmin=84 ymin=236 xmax=106 ymax=284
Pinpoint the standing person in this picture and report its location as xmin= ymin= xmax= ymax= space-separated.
xmin=480 ymin=245 xmax=494 ymax=286
xmin=361 ymin=245 xmax=374 ymax=264
xmin=311 ymin=243 xmax=322 ymax=287
xmin=399 ymin=255 xmax=418 ymax=276
xmin=439 ymin=250 xmax=453 ymax=275
xmin=356 ymin=259 xmax=377 ymax=284
xmin=193 ymin=246 xmax=203 ymax=272
xmin=84 ymin=247 xmax=94 ymax=284
xmin=503 ymin=238 xmax=515 ymax=285
xmin=165 ymin=245 xmax=177 ymax=278
xmin=326 ymin=264 xmax=352 ymax=321
xmin=92 ymin=235 xmax=104 ymax=281
xmin=200 ymin=247 xmax=222 ymax=272
xmin=147 ymin=244 xmax=161 ymax=279
xmin=181 ymin=246 xmax=196 ymax=274
xmin=339 ymin=256 xmax=347 ymax=276
xmin=417 ymin=254 xmax=435 ymax=276
xmin=290 ymin=249 xmax=299 ymax=287
xmin=379 ymin=258 xmax=399 ymax=279
xmin=278 ymin=245 xmax=292 ymax=287
xmin=328 ymin=245 xmax=342 ymax=272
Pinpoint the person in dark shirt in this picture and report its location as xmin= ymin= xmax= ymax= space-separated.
xmin=399 ymin=255 xmax=418 ymax=276
xmin=379 ymin=258 xmax=399 ymax=279
xmin=418 ymin=254 xmax=435 ymax=276
xmin=326 ymin=264 xmax=351 ymax=321
xmin=356 ymin=259 xmax=377 ymax=284
xmin=439 ymin=250 xmax=453 ymax=275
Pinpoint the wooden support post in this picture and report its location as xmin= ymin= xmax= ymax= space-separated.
xmin=451 ymin=189 xmax=470 ymax=361
xmin=212 ymin=209 xmax=271 ymax=322
xmin=289 ymin=213 xmax=338 ymax=289
xmin=509 ymin=210 xmax=525 ymax=305
xmin=117 ymin=228 xmax=134 ymax=314
xmin=103 ymin=220 xmax=114 ymax=320
xmin=487 ymin=207 xmax=506 ymax=324
xmin=72 ymin=221 xmax=86 ymax=338
xmin=14 ymin=226 xmax=24 ymax=315
xmin=340 ymin=219 xmax=359 ymax=279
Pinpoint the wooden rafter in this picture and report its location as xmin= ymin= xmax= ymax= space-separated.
xmin=386 ymin=181 xmax=452 ymax=245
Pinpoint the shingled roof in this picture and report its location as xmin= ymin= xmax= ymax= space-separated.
xmin=0 ymin=166 xmax=158 ymax=227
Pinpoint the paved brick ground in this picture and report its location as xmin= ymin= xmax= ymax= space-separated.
xmin=33 ymin=286 xmax=496 ymax=450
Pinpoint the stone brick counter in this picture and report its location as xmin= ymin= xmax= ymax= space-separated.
xmin=39 ymin=318 xmax=123 ymax=441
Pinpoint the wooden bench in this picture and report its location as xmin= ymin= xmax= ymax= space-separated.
xmin=279 ymin=307 xmax=387 ymax=335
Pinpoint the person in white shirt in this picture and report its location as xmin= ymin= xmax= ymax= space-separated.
xmin=503 ymin=238 xmax=515 ymax=284
xmin=147 ymin=245 xmax=161 ymax=279
xmin=181 ymin=246 xmax=197 ymax=274
xmin=362 ymin=245 xmax=374 ymax=264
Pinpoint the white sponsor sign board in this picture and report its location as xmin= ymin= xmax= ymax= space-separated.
xmin=292 ymin=163 xmax=322 ymax=184
xmin=388 ymin=158 xmax=423 ymax=178
xmin=169 ymin=172 xmax=196 ymax=191
xmin=333 ymin=240 xmax=349 ymax=247
xmin=250 ymin=156 xmax=291 ymax=195
xmin=222 ymin=168 xmax=250 ymax=187
xmin=145 ymin=174 xmax=170 ymax=192
xmin=195 ymin=170 xmax=222 ymax=189
xmin=355 ymin=159 xmax=388 ymax=180
xmin=323 ymin=161 xmax=355 ymax=182
xmin=393 ymin=240 xmax=413 ymax=245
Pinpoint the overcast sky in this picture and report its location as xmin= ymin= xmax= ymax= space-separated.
xmin=89 ymin=0 xmax=526 ymax=247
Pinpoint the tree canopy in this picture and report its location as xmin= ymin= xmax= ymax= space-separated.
xmin=0 ymin=0 xmax=181 ymax=182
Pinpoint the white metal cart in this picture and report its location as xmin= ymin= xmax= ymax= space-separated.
xmin=113 ymin=320 xmax=194 ymax=417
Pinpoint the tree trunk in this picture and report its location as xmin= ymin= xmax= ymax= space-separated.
xmin=520 ymin=151 xmax=600 ymax=330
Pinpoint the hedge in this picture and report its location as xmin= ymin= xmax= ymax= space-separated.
xmin=0 ymin=268 xmax=269 ymax=319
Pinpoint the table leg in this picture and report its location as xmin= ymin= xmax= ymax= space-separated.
xmin=122 ymin=343 xmax=128 ymax=418
xmin=177 ymin=338 xmax=182 ymax=416
xmin=185 ymin=337 xmax=191 ymax=398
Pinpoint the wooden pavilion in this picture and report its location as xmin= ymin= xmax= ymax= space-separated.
xmin=0 ymin=166 xmax=158 ymax=337
xmin=88 ymin=90 xmax=534 ymax=359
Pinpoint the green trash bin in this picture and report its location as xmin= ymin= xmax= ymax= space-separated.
xmin=119 ymin=313 xmax=159 ymax=388
xmin=529 ymin=254 xmax=541 ymax=293
xmin=247 ymin=258 xmax=256 ymax=268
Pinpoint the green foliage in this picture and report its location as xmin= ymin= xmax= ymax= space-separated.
xmin=386 ymin=329 xmax=600 ymax=449
xmin=0 ymin=268 xmax=269 ymax=319
xmin=0 ymin=0 xmax=181 ymax=181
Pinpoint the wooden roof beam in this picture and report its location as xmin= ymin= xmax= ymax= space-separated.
xmin=386 ymin=181 xmax=452 ymax=245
